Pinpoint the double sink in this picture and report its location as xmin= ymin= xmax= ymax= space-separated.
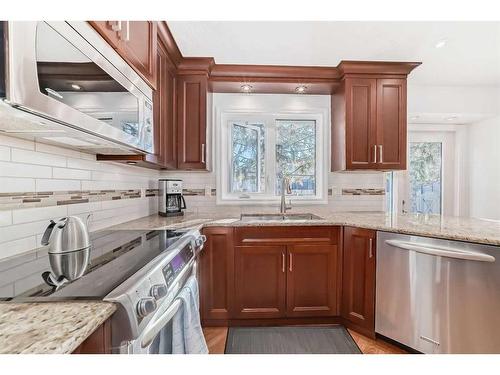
xmin=239 ymin=213 xmax=323 ymax=222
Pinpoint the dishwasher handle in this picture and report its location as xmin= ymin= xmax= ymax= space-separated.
xmin=385 ymin=239 xmax=495 ymax=263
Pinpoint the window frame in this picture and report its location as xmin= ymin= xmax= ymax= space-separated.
xmin=217 ymin=110 xmax=328 ymax=205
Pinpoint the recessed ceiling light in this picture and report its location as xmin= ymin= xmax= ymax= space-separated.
xmin=71 ymin=84 xmax=82 ymax=90
xmin=435 ymin=39 xmax=447 ymax=49
xmin=295 ymin=85 xmax=307 ymax=94
xmin=241 ymin=84 xmax=253 ymax=93
xmin=126 ymin=161 xmax=138 ymax=165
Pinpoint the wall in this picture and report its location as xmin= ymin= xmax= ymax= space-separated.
xmin=466 ymin=116 xmax=500 ymax=220
xmin=0 ymin=134 xmax=159 ymax=261
xmin=160 ymin=93 xmax=386 ymax=215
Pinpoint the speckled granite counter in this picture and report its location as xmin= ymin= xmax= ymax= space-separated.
xmin=0 ymin=301 xmax=116 ymax=354
xmin=109 ymin=212 xmax=500 ymax=246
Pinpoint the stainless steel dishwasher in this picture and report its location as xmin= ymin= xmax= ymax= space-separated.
xmin=376 ymin=231 xmax=500 ymax=353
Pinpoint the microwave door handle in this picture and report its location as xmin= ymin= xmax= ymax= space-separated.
xmin=385 ymin=240 xmax=495 ymax=262
xmin=180 ymin=195 xmax=187 ymax=210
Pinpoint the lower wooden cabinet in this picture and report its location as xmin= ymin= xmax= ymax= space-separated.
xmin=287 ymin=244 xmax=339 ymax=317
xmin=199 ymin=227 xmax=234 ymax=322
xmin=72 ymin=320 xmax=112 ymax=354
xmin=234 ymin=245 xmax=286 ymax=319
xmin=341 ymin=227 xmax=376 ymax=336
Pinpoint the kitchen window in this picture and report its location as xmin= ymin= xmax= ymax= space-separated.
xmin=217 ymin=111 xmax=328 ymax=204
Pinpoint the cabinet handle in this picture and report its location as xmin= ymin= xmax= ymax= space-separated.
xmin=373 ymin=145 xmax=377 ymax=163
xmin=110 ymin=21 xmax=122 ymax=32
xmin=378 ymin=145 xmax=383 ymax=163
xmin=289 ymin=253 xmax=293 ymax=272
xmin=122 ymin=21 xmax=130 ymax=42
xmin=201 ymin=143 xmax=205 ymax=164
xmin=282 ymin=253 xmax=285 ymax=273
xmin=369 ymin=238 xmax=374 ymax=258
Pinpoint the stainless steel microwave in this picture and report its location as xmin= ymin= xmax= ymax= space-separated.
xmin=0 ymin=21 xmax=154 ymax=154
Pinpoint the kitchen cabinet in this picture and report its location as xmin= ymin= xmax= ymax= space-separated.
xmin=286 ymin=244 xmax=339 ymax=317
xmin=234 ymin=245 xmax=287 ymax=319
xmin=199 ymin=227 xmax=234 ymax=323
xmin=232 ymin=226 xmax=340 ymax=320
xmin=72 ymin=320 xmax=111 ymax=354
xmin=331 ymin=76 xmax=408 ymax=171
xmin=89 ymin=21 xmax=157 ymax=89
xmin=341 ymin=227 xmax=376 ymax=337
xmin=176 ymin=74 xmax=208 ymax=170
xmin=152 ymin=24 xmax=177 ymax=169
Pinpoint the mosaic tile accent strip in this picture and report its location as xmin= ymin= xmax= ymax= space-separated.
xmin=0 ymin=189 xmax=143 ymax=211
xmin=182 ymin=188 xmax=205 ymax=196
xmin=342 ymin=188 xmax=385 ymax=196
xmin=211 ymin=188 xmax=217 ymax=197
xmin=145 ymin=189 xmax=159 ymax=197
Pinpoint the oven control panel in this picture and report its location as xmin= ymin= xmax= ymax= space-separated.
xmin=162 ymin=243 xmax=194 ymax=287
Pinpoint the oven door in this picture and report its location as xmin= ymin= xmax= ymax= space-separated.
xmin=127 ymin=259 xmax=199 ymax=354
xmin=4 ymin=21 xmax=153 ymax=153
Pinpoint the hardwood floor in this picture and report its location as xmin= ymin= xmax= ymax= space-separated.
xmin=202 ymin=325 xmax=406 ymax=354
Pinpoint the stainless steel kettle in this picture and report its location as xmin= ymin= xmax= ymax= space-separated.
xmin=41 ymin=215 xmax=91 ymax=288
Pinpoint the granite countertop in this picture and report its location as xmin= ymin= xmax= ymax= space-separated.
xmin=0 ymin=301 xmax=116 ymax=354
xmin=110 ymin=211 xmax=500 ymax=246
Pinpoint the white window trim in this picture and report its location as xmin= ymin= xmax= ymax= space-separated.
xmin=216 ymin=108 xmax=329 ymax=205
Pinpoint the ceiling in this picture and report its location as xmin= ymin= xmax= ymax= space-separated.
xmin=168 ymin=21 xmax=500 ymax=86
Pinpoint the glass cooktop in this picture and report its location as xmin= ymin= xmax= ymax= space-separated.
xmin=0 ymin=229 xmax=187 ymax=301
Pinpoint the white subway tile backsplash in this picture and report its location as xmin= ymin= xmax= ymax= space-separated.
xmin=0 ymin=220 xmax=48 ymax=244
xmin=0 ymin=161 xmax=52 ymax=178
xmin=0 ymin=145 xmax=10 ymax=161
xmin=67 ymin=201 xmax=103 ymax=215
xmin=52 ymin=167 xmax=91 ymax=180
xmin=11 ymin=148 xmax=66 ymax=167
xmin=0 ymin=236 xmax=37 ymax=259
xmin=36 ymin=179 xmax=81 ymax=192
xmin=0 ymin=211 xmax=12 ymax=227
xmin=66 ymin=157 xmax=102 ymax=171
xmin=13 ymin=205 xmax=68 ymax=224
xmin=0 ymin=177 xmax=36 ymax=193
xmin=35 ymin=142 xmax=83 ymax=159
xmin=0 ymin=134 xmax=35 ymax=150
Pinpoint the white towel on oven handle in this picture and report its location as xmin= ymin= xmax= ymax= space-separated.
xmin=172 ymin=275 xmax=208 ymax=354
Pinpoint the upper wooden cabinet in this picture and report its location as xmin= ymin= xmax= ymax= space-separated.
xmin=152 ymin=25 xmax=177 ymax=169
xmin=341 ymin=227 xmax=376 ymax=338
xmin=176 ymin=74 xmax=208 ymax=170
xmin=89 ymin=21 xmax=157 ymax=89
xmin=331 ymin=62 xmax=419 ymax=171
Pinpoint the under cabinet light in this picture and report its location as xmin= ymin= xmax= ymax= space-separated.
xmin=241 ymin=84 xmax=253 ymax=93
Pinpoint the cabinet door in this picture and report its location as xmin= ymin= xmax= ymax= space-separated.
xmin=120 ymin=21 xmax=157 ymax=88
xmin=345 ymin=78 xmax=377 ymax=169
xmin=286 ymin=244 xmax=339 ymax=317
xmin=234 ymin=245 xmax=286 ymax=319
xmin=199 ymin=228 xmax=234 ymax=322
xmin=88 ymin=21 xmax=121 ymax=49
xmin=72 ymin=320 xmax=112 ymax=354
xmin=375 ymin=78 xmax=407 ymax=169
xmin=88 ymin=21 xmax=157 ymax=89
xmin=152 ymin=30 xmax=177 ymax=169
xmin=176 ymin=74 xmax=208 ymax=170
xmin=342 ymin=227 xmax=376 ymax=334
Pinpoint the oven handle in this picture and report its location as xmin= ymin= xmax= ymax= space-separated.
xmin=385 ymin=240 xmax=495 ymax=262
xmin=140 ymin=259 xmax=197 ymax=348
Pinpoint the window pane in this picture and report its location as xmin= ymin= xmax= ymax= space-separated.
xmin=275 ymin=120 xmax=316 ymax=196
xmin=409 ymin=142 xmax=442 ymax=214
xmin=231 ymin=122 xmax=265 ymax=193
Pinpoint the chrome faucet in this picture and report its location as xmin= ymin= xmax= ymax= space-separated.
xmin=280 ymin=176 xmax=292 ymax=214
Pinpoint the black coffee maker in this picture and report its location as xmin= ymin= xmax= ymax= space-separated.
xmin=158 ymin=179 xmax=186 ymax=217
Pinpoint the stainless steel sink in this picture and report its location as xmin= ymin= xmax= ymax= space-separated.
xmin=239 ymin=213 xmax=323 ymax=222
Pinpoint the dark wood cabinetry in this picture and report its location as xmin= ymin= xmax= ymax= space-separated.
xmin=152 ymin=24 xmax=177 ymax=169
xmin=89 ymin=21 xmax=157 ymax=88
xmin=234 ymin=245 xmax=287 ymax=319
xmin=199 ymin=227 xmax=234 ymax=323
xmin=72 ymin=320 xmax=112 ymax=354
xmin=341 ymin=227 xmax=376 ymax=338
xmin=286 ymin=244 xmax=339 ymax=317
xmin=176 ymin=74 xmax=208 ymax=170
